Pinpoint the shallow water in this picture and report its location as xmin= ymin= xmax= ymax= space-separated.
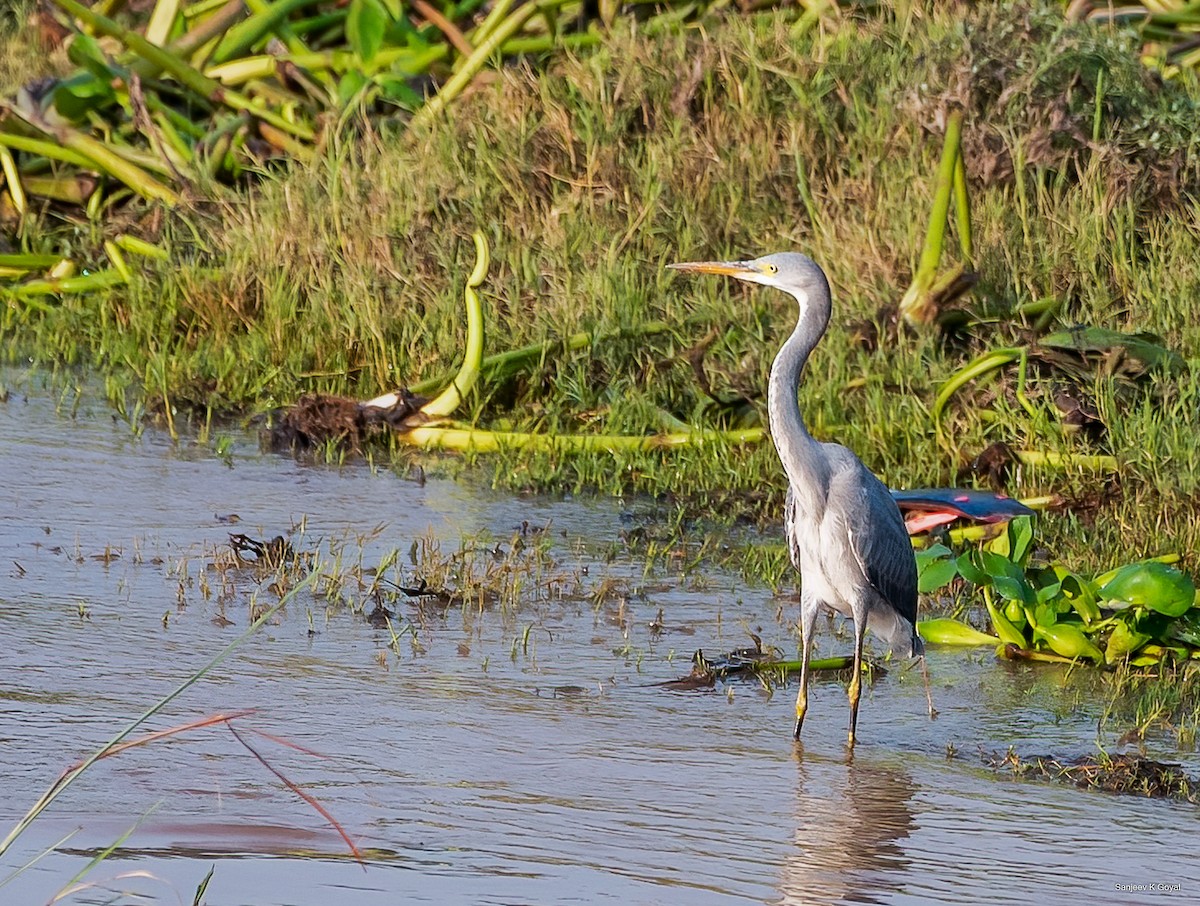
xmin=1 ymin=380 xmax=1196 ymax=905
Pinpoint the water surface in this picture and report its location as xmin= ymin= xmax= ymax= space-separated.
xmin=1 ymin=381 xmax=1195 ymax=904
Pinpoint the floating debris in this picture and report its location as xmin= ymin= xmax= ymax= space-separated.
xmin=988 ymin=750 xmax=1199 ymax=803
xmin=228 ymin=533 xmax=296 ymax=569
xmin=656 ymin=638 xmax=881 ymax=691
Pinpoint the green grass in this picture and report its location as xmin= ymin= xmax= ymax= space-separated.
xmin=5 ymin=3 xmax=1200 ymax=575
xmin=0 ymin=3 xmax=65 ymax=97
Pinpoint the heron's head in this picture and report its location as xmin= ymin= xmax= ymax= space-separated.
xmin=668 ymin=252 xmax=830 ymax=309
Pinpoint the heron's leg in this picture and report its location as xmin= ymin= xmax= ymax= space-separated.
xmin=847 ymin=606 xmax=868 ymax=749
xmin=794 ymin=595 xmax=819 ymax=740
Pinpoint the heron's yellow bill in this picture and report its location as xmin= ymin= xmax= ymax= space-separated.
xmin=668 ymin=260 xmax=760 ymax=278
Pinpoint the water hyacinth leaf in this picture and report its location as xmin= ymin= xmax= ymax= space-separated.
xmin=917 ymin=618 xmax=998 ymax=647
xmin=979 ymin=551 xmax=1035 ymax=605
xmin=986 ymin=515 xmax=1034 ymax=564
xmin=1105 ymin=620 xmax=1152 ymax=665
xmin=1033 ymin=601 xmax=1058 ymax=630
xmin=1039 ymin=326 xmax=1185 ymax=375
xmin=955 ymin=551 xmax=991 ymax=587
xmin=1033 ymin=622 xmax=1104 ymax=662
xmin=918 ymin=556 xmax=960 ymax=594
xmin=1169 ymin=610 xmax=1200 ymax=648
xmin=992 ymin=574 xmax=1034 ymax=605
xmin=1056 ymin=570 xmax=1102 ymax=624
xmin=347 ymin=0 xmax=389 ymax=66
xmin=1100 ymin=562 xmax=1196 ymax=617
xmin=985 ymin=596 xmax=1028 ymax=647
xmin=1008 ymin=516 xmax=1034 ymax=565
xmin=1035 ymin=579 xmax=1063 ymax=605
xmin=915 ymin=543 xmax=959 ymax=593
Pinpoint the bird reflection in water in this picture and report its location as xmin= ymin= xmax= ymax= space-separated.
xmin=778 ymin=748 xmax=917 ymax=905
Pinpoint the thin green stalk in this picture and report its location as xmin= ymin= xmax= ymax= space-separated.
xmin=413 ymin=2 xmax=553 ymax=129
xmin=931 ymin=346 xmax=1022 ymax=425
xmin=402 ymin=425 xmax=765 ymax=453
xmin=469 ymin=0 xmax=516 ymax=48
xmin=899 ymin=109 xmax=964 ymax=325
xmin=246 ymin=0 xmax=312 ymax=56
xmin=167 ymin=0 xmax=247 ymax=59
xmin=115 ymin=234 xmax=169 ymax=259
xmin=50 ymin=0 xmax=315 ymax=141
xmin=497 ymin=31 xmax=601 ymax=56
xmin=104 ymin=241 xmax=133 ymax=281
xmin=45 ymin=121 xmax=180 ymax=203
xmin=953 ymin=149 xmax=971 ymax=260
xmin=417 ymin=231 xmax=488 ymax=418
xmin=6 ymin=269 xmax=128 ymax=297
xmin=0 ymin=130 xmax=96 ymax=168
xmin=0 ymin=147 xmax=26 ymax=215
xmin=0 ymin=571 xmax=317 ymax=858
xmin=211 ymin=0 xmax=321 ymax=66
xmin=0 ymin=254 xmax=64 ymax=269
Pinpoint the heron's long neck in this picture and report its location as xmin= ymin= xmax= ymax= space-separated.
xmin=768 ymin=301 xmax=830 ymax=514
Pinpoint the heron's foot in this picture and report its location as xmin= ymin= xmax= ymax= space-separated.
xmin=794 ymin=688 xmax=808 ymax=740
xmin=847 ymin=728 xmax=857 ymax=750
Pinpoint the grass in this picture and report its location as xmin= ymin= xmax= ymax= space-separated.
xmin=3 ymin=3 xmax=1200 ymax=577
xmin=0 ymin=3 xmax=68 ymax=98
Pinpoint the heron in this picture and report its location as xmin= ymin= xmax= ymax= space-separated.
xmin=669 ymin=252 xmax=924 ymax=748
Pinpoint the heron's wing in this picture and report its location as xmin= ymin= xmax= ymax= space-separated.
xmin=831 ymin=459 xmax=918 ymax=626
xmin=784 ymin=486 xmax=801 ymax=571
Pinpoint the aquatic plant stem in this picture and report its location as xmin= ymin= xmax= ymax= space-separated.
xmin=899 ymin=109 xmax=964 ymax=325
xmin=411 ymin=1 xmax=555 ymax=129
xmin=418 ymin=232 xmax=488 ymax=419
xmin=402 ymin=425 xmax=765 ymax=453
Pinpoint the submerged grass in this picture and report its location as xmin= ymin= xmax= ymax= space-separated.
xmin=4 ymin=3 xmax=1200 ymax=574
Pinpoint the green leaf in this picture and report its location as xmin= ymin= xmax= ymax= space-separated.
xmin=918 ymin=618 xmax=998 ymax=647
xmin=979 ymin=551 xmax=1034 ymax=605
xmin=66 ymin=34 xmax=116 ymax=81
xmin=1008 ymin=516 xmax=1034 ymax=565
xmin=337 ymin=70 xmax=369 ymax=109
xmin=956 ymin=551 xmax=991 ymax=587
xmin=1100 ymin=562 xmax=1196 ymax=618
xmin=1035 ymin=579 xmax=1063 ymax=605
xmin=50 ymin=74 xmax=117 ymax=121
xmin=347 ymin=0 xmax=389 ymax=66
xmin=1039 ymin=326 xmax=1184 ymax=375
xmin=1034 ymin=622 xmax=1104 ymax=662
xmin=1033 ymin=601 xmax=1058 ymax=629
xmin=916 ymin=544 xmax=958 ymax=594
xmin=375 ymin=74 xmax=423 ymax=109
xmin=918 ymin=557 xmax=960 ymax=594
xmin=1105 ymin=619 xmax=1151 ymax=665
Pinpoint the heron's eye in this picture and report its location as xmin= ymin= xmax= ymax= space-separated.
xmin=765 ymin=264 xmax=778 ymax=275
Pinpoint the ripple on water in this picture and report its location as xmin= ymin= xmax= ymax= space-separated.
xmin=2 ymin=382 xmax=1198 ymax=905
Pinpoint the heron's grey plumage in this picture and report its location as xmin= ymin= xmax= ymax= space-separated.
xmin=669 ymin=251 xmax=922 ymax=747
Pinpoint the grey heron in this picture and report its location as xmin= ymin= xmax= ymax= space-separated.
xmin=669 ymin=252 xmax=923 ymax=748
